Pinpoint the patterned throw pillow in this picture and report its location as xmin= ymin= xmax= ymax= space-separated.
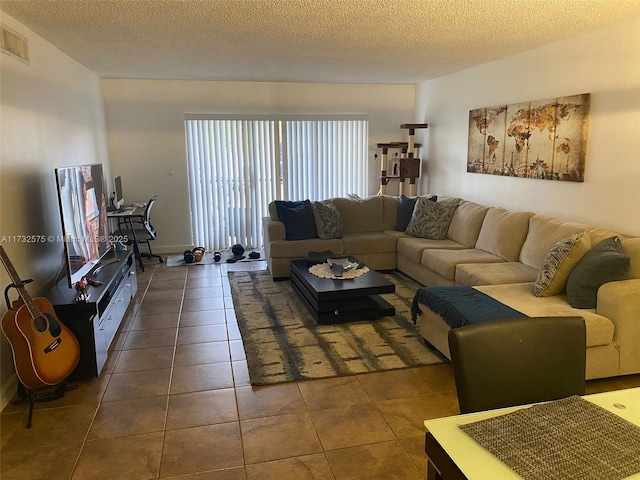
xmin=313 ymin=201 xmax=343 ymax=240
xmin=405 ymin=198 xmax=459 ymax=240
xmin=534 ymin=232 xmax=591 ymax=297
xmin=394 ymin=194 xmax=437 ymax=231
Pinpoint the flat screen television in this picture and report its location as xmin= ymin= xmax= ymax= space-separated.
xmin=55 ymin=164 xmax=112 ymax=288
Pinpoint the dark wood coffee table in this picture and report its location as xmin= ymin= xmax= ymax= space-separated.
xmin=290 ymin=257 xmax=395 ymax=324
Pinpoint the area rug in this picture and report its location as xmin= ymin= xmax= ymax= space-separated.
xmin=229 ymin=269 xmax=446 ymax=385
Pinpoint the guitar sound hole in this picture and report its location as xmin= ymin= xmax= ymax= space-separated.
xmin=32 ymin=313 xmax=62 ymax=336
xmin=32 ymin=314 xmax=49 ymax=334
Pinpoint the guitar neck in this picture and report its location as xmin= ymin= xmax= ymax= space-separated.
xmin=0 ymin=246 xmax=40 ymax=318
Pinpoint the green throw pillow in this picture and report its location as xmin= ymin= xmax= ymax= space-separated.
xmin=405 ymin=198 xmax=459 ymax=240
xmin=566 ymin=236 xmax=631 ymax=308
xmin=534 ymin=232 xmax=591 ymax=297
xmin=313 ymin=201 xmax=343 ymax=240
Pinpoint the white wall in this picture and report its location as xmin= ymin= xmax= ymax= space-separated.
xmin=415 ymin=17 xmax=640 ymax=236
xmin=0 ymin=13 xmax=109 ymax=409
xmin=101 ymin=80 xmax=415 ymax=252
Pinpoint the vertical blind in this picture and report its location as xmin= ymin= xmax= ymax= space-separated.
xmin=185 ymin=115 xmax=368 ymax=250
xmin=282 ymin=120 xmax=368 ymax=200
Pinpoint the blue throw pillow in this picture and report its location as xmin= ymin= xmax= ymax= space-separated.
xmin=395 ymin=194 xmax=437 ymax=231
xmin=275 ymin=200 xmax=318 ymax=240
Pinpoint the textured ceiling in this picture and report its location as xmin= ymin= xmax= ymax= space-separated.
xmin=2 ymin=0 xmax=640 ymax=83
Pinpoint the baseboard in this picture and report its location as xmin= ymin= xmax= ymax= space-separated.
xmin=0 ymin=374 xmax=18 ymax=412
xmin=153 ymin=245 xmax=194 ymax=255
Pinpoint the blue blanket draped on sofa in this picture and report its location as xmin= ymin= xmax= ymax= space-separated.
xmin=411 ymin=285 xmax=527 ymax=328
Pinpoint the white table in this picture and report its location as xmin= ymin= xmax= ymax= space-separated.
xmin=424 ymin=387 xmax=640 ymax=480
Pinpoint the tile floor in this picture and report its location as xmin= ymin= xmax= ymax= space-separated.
xmin=2 ymin=258 xmax=639 ymax=480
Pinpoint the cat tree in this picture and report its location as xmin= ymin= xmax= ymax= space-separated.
xmin=377 ymin=123 xmax=428 ymax=196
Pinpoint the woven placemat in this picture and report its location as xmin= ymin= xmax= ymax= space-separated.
xmin=460 ymin=396 xmax=640 ymax=480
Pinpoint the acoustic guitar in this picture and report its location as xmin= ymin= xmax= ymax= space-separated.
xmin=0 ymin=246 xmax=80 ymax=389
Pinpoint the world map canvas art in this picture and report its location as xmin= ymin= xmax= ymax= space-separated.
xmin=467 ymin=93 xmax=590 ymax=182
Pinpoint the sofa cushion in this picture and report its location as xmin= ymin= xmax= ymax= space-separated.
xmin=519 ymin=215 xmax=587 ymax=269
xmin=274 ymin=200 xmax=318 ymax=240
xmin=421 ymin=248 xmax=504 ymax=281
xmin=475 ymin=208 xmax=533 ymax=262
xmin=397 ymin=237 xmax=467 ymax=263
xmin=406 ymin=198 xmax=459 ymax=239
xmin=342 ymin=232 xmax=397 ymax=255
xmin=438 ymin=196 xmax=463 ymax=205
xmin=447 ymin=201 xmax=489 ymax=248
xmin=269 ymin=238 xmax=344 ymax=258
xmin=456 ymin=262 xmax=538 ymax=286
xmin=313 ymin=201 xmax=342 ymax=240
xmin=333 ymin=196 xmax=384 ymax=233
xmin=566 ymin=236 xmax=631 ymax=309
xmin=621 ymin=237 xmax=640 ymax=279
xmin=381 ymin=195 xmax=399 ymax=231
xmin=586 ymin=226 xmax=622 ymax=245
xmin=475 ymin=283 xmax=614 ymax=348
xmin=383 ymin=229 xmax=407 ymax=239
xmin=534 ymin=232 xmax=591 ymax=297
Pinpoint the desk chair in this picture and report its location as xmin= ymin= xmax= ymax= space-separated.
xmin=118 ymin=196 xmax=164 ymax=264
xmin=448 ymin=316 xmax=586 ymax=414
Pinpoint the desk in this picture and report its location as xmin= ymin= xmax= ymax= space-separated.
xmin=107 ymin=207 xmax=146 ymax=271
xmin=424 ymin=387 xmax=640 ymax=480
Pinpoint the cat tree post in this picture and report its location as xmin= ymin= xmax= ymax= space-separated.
xmin=398 ymin=142 xmax=409 ymax=196
xmin=376 ymin=143 xmax=391 ymax=195
xmin=400 ymin=124 xmax=429 ymax=196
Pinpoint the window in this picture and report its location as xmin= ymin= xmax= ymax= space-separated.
xmin=185 ymin=115 xmax=368 ymax=250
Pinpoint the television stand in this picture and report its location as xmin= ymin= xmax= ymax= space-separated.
xmin=46 ymin=250 xmax=137 ymax=380
xmin=91 ymin=258 xmax=121 ymax=276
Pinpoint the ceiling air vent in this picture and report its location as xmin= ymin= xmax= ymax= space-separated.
xmin=1 ymin=24 xmax=29 ymax=64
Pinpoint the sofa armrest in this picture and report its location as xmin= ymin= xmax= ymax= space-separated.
xmin=597 ymin=278 xmax=640 ymax=375
xmin=262 ymin=217 xmax=286 ymax=261
xmin=264 ymin=218 xmax=286 ymax=241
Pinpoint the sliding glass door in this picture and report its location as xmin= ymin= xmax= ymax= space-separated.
xmin=185 ymin=115 xmax=368 ymax=250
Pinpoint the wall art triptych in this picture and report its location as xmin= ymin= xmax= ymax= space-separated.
xmin=467 ymin=93 xmax=590 ymax=182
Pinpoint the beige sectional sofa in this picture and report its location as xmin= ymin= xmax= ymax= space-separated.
xmin=263 ymin=195 xmax=640 ymax=380
xmin=264 ymin=196 xmax=400 ymax=279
